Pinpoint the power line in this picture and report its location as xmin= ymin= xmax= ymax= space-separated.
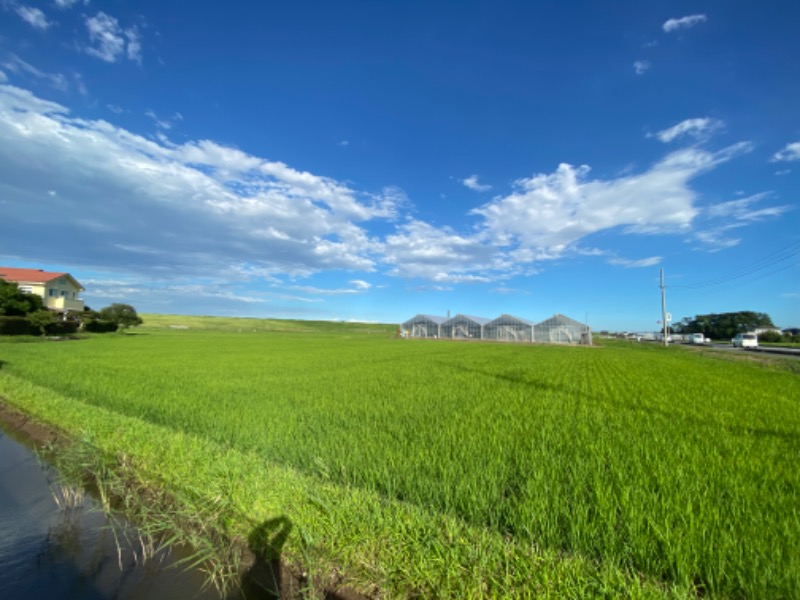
xmin=670 ymin=239 xmax=800 ymax=292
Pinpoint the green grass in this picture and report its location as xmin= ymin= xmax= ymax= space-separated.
xmin=761 ymin=342 xmax=800 ymax=348
xmin=1 ymin=321 xmax=798 ymax=598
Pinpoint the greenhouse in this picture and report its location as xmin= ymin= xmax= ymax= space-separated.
xmin=533 ymin=313 xmax=592 ymax=345
xmin=402 ymin=312 xmax=592 ymax=345
xmin=484 ymin=314 xmax=535 ymax=342
xmin=440 ymin=314 xmax=491 ymax=340
xmin=400 ymin=314 xmax=447 ymax=338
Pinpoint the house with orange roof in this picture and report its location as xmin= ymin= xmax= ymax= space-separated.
xmin=0 ymin=267 xmax=85 ymax=314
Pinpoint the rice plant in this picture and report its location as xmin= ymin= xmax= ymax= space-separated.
xmin=2 ymin=326 xmax=798 ymax=598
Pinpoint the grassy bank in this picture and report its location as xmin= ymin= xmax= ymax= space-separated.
xmin=1 ymin=320 xmax=798 ymax=597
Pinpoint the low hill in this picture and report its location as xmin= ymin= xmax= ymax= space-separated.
xmin=139 ymin=313 xmax=397 ymax=335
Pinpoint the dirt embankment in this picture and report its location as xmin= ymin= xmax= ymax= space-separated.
xmin=0 ymin=399 xmax=66 ymax=448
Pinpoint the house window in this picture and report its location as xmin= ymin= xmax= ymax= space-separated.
xmin=19 ymin=286 xmax=33 ymax=294
xmin=49 ymin=289 xmax=56 ymax=297
xmin=61 ymin=290 xmax=67 ymax=297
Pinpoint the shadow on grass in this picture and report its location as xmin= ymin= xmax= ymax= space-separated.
xmin=242 ymin=516 xmax=366 ymax=600
xmin=243 ymin=516 xmax=294 ymax=599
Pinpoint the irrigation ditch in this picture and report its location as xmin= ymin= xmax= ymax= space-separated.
xmin=0 ymin=400 xmax=368 ymax=600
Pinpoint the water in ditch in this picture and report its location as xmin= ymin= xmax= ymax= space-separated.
xmin=0 ymin=423 xmax=274 ymax=599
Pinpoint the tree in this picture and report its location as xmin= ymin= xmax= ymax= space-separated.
xmin=98 ymin=303 xmax=143 ymax=331
xmin=27 ymin=309 xmax=56 ymax=336
xmin=674 ymin=311 xmax=775 ymax=340
xmin=0 ymin=279 xmax=44 ymax=316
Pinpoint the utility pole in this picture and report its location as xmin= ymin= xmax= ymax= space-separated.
xmin=660 ymin=268 xmax=669 ymax=347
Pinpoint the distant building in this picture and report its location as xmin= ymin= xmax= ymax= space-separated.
xmin=0 ymin=267 xmax=85 ymax=315
xmin=754 ymin=327 xmax=782 ymax=335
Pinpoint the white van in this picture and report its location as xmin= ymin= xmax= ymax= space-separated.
xmin=689 ymin=333 xmax=706 ymax=345
xmin=732 ymin=333 xmax=758 ymax=348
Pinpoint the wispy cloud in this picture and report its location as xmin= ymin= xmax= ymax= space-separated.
xmin=652 ymin=118 xmax=723 ymax=143
xmin=85 ymin=12 xmax=142 ymax=64
xmin=663 ymin=14 xmax=707 ymax=33
xmin=1 ymin=54 xmax=68 ymax=91
xmin=461 ymin=174 xmax=492 ymax=192
xmin=706 ymin=192 xmax=792 ymax=222
xmin=54 ymin=0 xmax=88 ymax=8
xmin=145 ymin=109 xmax=180 ymax=130
xmin=490 ymin=286 xmax=529 ymax=295
xmin=608 ymin=256 xmax=662 ymax=268
xmin=284 ymin=282 xmax=372 ymax=295
xmin=692 ymin=228 xmax=742 ymax=252
xmin=16 ymin=5 xmax=53 ymax=31
xmin=633 ymin=60 xmax=651 ymax=75
xmin=693 ymin=192 xmax=792 ymax=251
xmin=772 ymin=141 xmax=800 ymax=162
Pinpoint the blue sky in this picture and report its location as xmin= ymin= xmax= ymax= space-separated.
xmin=0 ymin=1 xmax=798 ymax=331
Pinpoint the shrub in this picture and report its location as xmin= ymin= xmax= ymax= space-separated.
xmin=0 ymin=315 xmax=34 ymax=335
xmin=84 ymin=320 xmax=119 ymax=333
xmin=45 ymin=320 xmax=80 ymax=336
xmin=757 ymin=330 xmax=783 ymax=343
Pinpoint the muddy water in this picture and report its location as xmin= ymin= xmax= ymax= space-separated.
xmin=0 ymin=424 xmax=271 ymax=599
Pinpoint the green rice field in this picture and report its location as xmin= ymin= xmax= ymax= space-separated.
xmin=1 ymin=318 xmax=798 ymax=598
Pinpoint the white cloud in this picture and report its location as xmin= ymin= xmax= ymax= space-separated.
xmin=461 ymin=174 xmax=492 ymax=192
xmin=609 ymin=256 xmax=662 ymax=268
xmin=772 ymin=141 xmax=800 ymax=162
xmin=472 ymin=144 xmax=750 ymax=254
xmin=85 ymin=12 xmax=141 ymax=63
xmin=0 ymin=83 xmax=400 ymax=282
xmin=653 ymin=118 xmax=723 ymax=143
xmin=16 ymin=5 xmax=53 ymax=30
xmin=0 ymin=71 xmax=7 ymax=83
xmin=384 ymin=220 xmax=498 ymax=282
xmin=633 ymin=60 xmax=651 ymax=75
xmin=663 ymin=14 xmax=707 ymax=33
xmin=0 ymin=83 xmax=785 ymax=290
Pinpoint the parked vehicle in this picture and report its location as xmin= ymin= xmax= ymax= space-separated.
xmin=689 ymin=333 xmax=706 ymax=345
xmin=731 ymin=333 xmax=758 ymax=348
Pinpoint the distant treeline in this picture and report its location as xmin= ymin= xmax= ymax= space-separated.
xmin=672 ymin=311 xmax=775 ymax=340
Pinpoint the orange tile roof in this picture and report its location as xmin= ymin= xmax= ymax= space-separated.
xmin=0 ymin=267 xmax=84 ymax=290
